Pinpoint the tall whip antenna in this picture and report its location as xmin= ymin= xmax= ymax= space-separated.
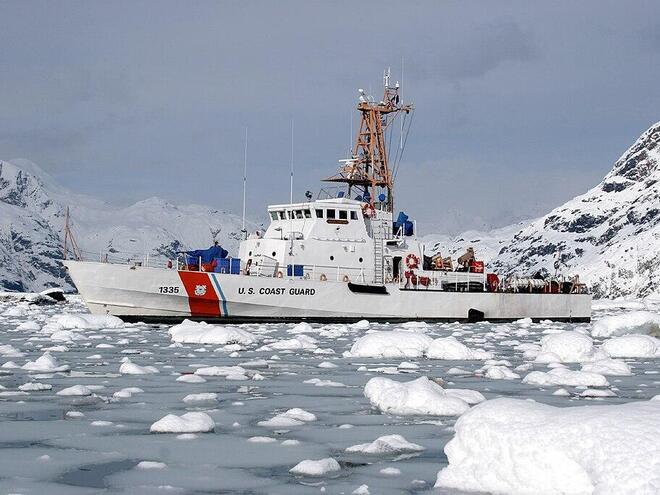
xmin=241 ymin=127 xmax=248 ymax=239
xmin=290 ymin=118 xmax=294 ymax=204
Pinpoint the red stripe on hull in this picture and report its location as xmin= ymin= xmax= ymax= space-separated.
xmin=177 ymin=272 xmax=221 ymax=317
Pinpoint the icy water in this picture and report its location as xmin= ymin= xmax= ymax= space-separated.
xmin=0 ymin=297 xmax=658 ymax=494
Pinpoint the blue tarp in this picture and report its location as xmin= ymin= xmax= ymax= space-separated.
xmin=184 ymin=245 xmax=228 ymax=266
xmin=393 ymin=212 xmax=414 ymax=236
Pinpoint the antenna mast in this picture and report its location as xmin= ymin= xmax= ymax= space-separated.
xmin=62 ymin=207 xmax=82 ymax=261
xmin=324 ymin=68 xmax=413 ymax=213
xmin=241 ymin=127 xmax=248 ymax=239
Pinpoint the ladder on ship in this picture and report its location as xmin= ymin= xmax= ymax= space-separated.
xmin=372 ymin=220 xmax=386 ymax=285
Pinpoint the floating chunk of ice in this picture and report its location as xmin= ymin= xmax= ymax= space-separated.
xmin=346 ymin=434 xmax=424 ymax=455
xmin=348 ymin=331 xmax=432 ymax=358
xmin=303 ymin=378 xmax=345 ymax=387
xmin=258 ymin=408 xmax=316 ymax=427
xmin=435 ymin=397 xmax=660 ymax=494
xmin=18 ymin=382 xmax=52 ymax=391
xmin=426 ymin=337 xmax=494 ymax=360
xmin=119 ymin=358 xmax=158 ymax=375
xmin=581 ymin=358 xmax=632 ymax=376
xmin=176 ymin=374 xmax=206 ymax=383
xmin=248 ymin=436 xmax=277 ymax=443
xmin=364 ymin=377 xmax=471 ymax=416
xmin=169 ymin=319 xmax=258 ymax=345
xmin=182 ymin=392 xmax=218 ymax=403
xmin=592 ymin=311 xmax=660 ymax=338
xmin=289 ymin=457 xmax=341 ymax=476
xmin=534 ymin=331 xmax=602 ymax=363
xmin=0 ymin=344 xmax=24 ymax=357
xmin=483 ymin=365 xmax=520 ymax=380
xmin=352 ymin=485 xmax=370 ymax=495
xmin=523 ymin=368 xmax=609 ymax=387
xmin=150 ymin=412 xmax=215 ymax=433
xmin=22 ymin=352 xmax=70 ymax=372
xmin=194 ymin=365 xmax=248 ymax=380
xmin=56 ymin=384 xmax=92 ymax=396
xmin=135 ymin=461 xmax=167 ymax=470
xmin=601 ymin=334 xmax=660 ymax=358
xmin=380 ymin=467 xmax=401 ymax=476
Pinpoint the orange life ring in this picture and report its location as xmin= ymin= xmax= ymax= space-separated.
xmin=405 ymin=253 xmax=420 ymax=269
xmin=342 ymin=275 xmax=350 ymax=283
xmin=320 ymin=273 xmax=327 ymax=281
xmin=361 ymin=203 xmax=375 ymax=218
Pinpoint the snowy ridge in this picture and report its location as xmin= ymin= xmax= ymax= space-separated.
xmin=492 ymin=122 xmax=660 ymax=297
xmin=0 ymin=159 xmax=251 ymax=291
xmin=425 ymin=122 xmax=660 ymax=298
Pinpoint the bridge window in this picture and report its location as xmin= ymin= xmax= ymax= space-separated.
xmin=315 ymin=209 xmax=323 ymax=218
xmin=304 ymin=209 xmax=311 ymax=218
xmin=327 ymin=209 xmax=336 ymax=219
xmin=278 ymin=211 xmax=286 ymax=220
xmin=269 ymin=211 xmax=278 ymax=221
xmin=350 ymin=211 xmax=358 ymax=220
xmin=295 ymin=210 xmax=303 ymax=219
xmin=339 ymin=210 xmax=347 ymax=220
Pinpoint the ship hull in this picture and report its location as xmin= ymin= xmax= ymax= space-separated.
xmin=64 ymin=261 xmax=592 ymax=323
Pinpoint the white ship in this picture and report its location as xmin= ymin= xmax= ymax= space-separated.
xmin=64 ymin=72 xmax=591 ymax=323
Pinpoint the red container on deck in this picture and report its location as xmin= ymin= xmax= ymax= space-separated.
xmin=469 ymin=261 xmax=485 ymax=273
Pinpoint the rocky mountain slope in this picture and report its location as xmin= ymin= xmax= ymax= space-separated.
xmin=0 ymin=159 xmax=251 ymax=292
xmin=490 ymin=122 xmax=660 ymax=298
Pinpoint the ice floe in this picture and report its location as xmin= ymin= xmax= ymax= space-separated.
xmin=150 ymin=412 xmax=215 ymax=433
xmin=347 ymin=332 xmax=492 ymax=360
xmin=580 ymin=357 xmax=632 ymax=376
xmin=592 ymin=311 xmax=660 ymax=338
xmin=601 ymin=334 xmax=660 ymax=358
xmin=364 ymin=377 xmax=471 ymax=416
xmin=18 ymin=382 xmax=52 ymax=391
xmin=346 ymin=434 xmax=425 ymax=455
xmin=22 ymin=351 xmax=70 ymax=372
xmin=182 ymin=392 xmax=218 ymax=403
xmin=119 ymin=358 xmax=158 ymax=374
xmin=169 ymin=319 xmax=258 ymax=345
xmin=426 ymin=337 xmax=494 ymax=360
xmin=533 ymin=331 xmax=602 ymax=363
xmin=435 ymin=397 xmax=660 ymax=494
xmin=290 ymin=457 xmax=341 ymax=476
xmin=258 ymin=407 xmax=317 ymax=427
xmin=56 ymin=385 xmax=92 ymax=396
xmin=135 ymin=461 xmax=167 ymax=470
xmin=522 ymin=368 xmax=609 ymax=387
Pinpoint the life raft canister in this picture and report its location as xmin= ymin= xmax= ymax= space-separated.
xmin=405 ymin=253 xmax=420 ymax=269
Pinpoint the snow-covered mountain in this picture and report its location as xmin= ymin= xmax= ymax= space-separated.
xmin=0 ymin=159 xmax=252 ymax=292
xmin=421 ymin=221 xmax=531 ymax=268
xmin=490 ymin=122 xmax=659 ymax=298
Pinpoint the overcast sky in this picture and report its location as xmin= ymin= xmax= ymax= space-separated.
xmin=2 ymin=1 xmax=659 ymax=233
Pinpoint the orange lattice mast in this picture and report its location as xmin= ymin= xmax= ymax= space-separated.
xmin=325 ymin=68 xmax=413 ymax=213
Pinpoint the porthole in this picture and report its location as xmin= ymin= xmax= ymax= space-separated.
xmin=272 ymin=251 xmax=277 ymax=257
xmin=248 ymin=251 xmax=252 ymax=256
xmin=359 ymin=257 xmax=363 ymax=263
xmin=330 ymin=255 xmax=334 ymax=261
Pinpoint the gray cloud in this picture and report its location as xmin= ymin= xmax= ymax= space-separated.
xmin=1 ymin=1 xmax=659 ymax=233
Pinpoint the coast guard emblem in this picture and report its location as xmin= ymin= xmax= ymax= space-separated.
xmin=194 ymin=284 xmax=207 ymax=296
